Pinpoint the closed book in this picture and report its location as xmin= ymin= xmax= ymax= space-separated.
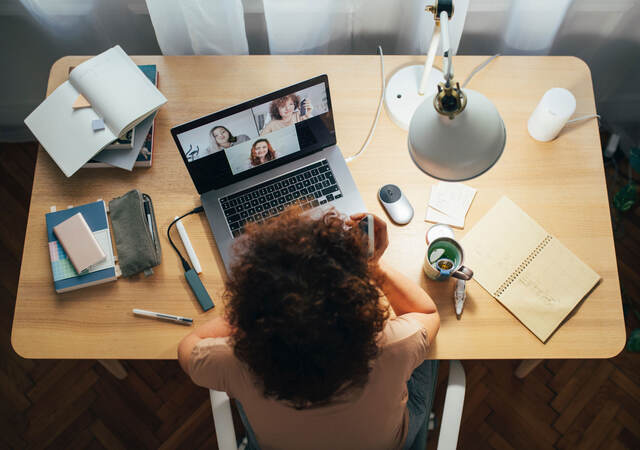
xmin=53 ymin=212 xmax=106 ymax=273
xmin=46 ymin=201 xmax=117 ymax=293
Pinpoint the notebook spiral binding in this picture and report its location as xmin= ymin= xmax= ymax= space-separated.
xmin=493 ymin=235 xmax=553 ymax=298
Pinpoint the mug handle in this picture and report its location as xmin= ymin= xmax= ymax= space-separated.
xmin=452 ymin=265 xmax=473 ymax=280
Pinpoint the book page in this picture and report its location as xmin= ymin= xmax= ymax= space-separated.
xmin=499 ymin=238 xmax=600 ymax=342
xmin=24 ymin=81 xmax=116 ymax=177
xmin=69 ymin=45 xmax=166 ymax=135
xmin=461 ymin=196 xmax=547 ymax=294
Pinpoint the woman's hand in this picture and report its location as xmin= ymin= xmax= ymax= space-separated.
xmin=349 ymin=213 xmax=389 ymax=262
xmin=302 ymin=100 xmax=313 ymax=118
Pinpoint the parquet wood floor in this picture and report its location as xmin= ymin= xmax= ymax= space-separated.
xmin=1 ymin=142 xmax=638 ymax=449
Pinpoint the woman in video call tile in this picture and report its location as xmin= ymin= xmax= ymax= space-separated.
xmin=250 ymin=139 xmax=277 ymax=167
xmin=260 ymin=94 xmax=313 ymax=135
xmin=209 ymin=125 xmax=250 ymax=152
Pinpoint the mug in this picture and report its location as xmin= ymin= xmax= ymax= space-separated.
xmin=423 ymin=237 xmax=473 ymax=281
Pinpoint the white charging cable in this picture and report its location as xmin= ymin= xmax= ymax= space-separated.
xmin=461 ymin=54 xmax=500 ymax=88
xmin=345 ymin=45 xmax=385 ymax=163
xmin=566 ymin=114 xmax=601 ymax=124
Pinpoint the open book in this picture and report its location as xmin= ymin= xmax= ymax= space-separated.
xmin=25 ymin=45 xmax=167 ymax=177
xmin=461 ymin=196 xmax=600 ymax=342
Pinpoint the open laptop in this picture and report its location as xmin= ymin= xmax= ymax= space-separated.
xmin=171 ymin=75 xmax=366 ymax=273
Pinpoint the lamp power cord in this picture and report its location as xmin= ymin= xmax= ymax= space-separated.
xmin=346 ymin=49 xmax=501 ymax=164
xmin=345 ymin=45 xmax=385 ymax=163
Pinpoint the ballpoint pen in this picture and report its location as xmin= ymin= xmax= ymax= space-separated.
xmin=143 ymin=201 xmax=155 ymax=243
xmin=133 ymin=308 xmax=193 ymax=325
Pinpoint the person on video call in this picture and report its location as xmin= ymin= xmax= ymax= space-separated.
xmin=209 ymin=125 xmax=250 ymax=153
xmin=260 ymin=94 xmax=313 ymax=135
xmin=178 ymin=208 xmax=441 ymax=450
xmin=249 ymin=139 xmax=277 ymax=167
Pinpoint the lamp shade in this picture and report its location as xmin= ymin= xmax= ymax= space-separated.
xmin=408 ymin=89 xmax=506 ymax=181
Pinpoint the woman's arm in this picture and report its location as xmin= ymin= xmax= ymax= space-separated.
xmin=349 ymin=213 xmax=440 ymax=342
xmin=378 ymin=260 xmax=440 ymax=343
xmin=177 ymin=316 xmax=232 ymax=374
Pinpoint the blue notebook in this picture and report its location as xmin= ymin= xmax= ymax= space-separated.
xmin=45 ymin=201 xmax=117 ymax=293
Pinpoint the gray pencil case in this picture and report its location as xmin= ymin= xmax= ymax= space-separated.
xmin=109 ymin=189 xmax=161 ymax=277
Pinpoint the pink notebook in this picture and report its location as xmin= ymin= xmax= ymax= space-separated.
xmin=53 ymin=212 xmax=106 ymax=273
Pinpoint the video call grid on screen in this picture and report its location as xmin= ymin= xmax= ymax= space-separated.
xmin=171 ymin=75 xmax=336 ymax=194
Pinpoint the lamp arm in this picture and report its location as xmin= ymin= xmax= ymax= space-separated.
xmin=440 ymin=11 xmax=453 ymax=84
xmin=419 ymin=22 xmax=441 ymax=95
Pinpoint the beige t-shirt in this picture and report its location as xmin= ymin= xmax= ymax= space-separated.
xmin=189 ymin=315 xmax=430 ymax=450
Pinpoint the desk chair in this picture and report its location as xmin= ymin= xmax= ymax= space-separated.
xmin=209 ymin=360 xmax=466 ymax=450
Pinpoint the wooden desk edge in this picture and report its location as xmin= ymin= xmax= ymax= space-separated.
xmin=11 ymin=55 xmax=625 ymax=361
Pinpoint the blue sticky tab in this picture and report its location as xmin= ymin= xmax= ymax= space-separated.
xmin=92 ymin=119 xmax=105 ymax=131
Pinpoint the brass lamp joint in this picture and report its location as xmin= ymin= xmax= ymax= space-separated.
xmin=426 ymin=0 xmax=454 ymax=23
xmin=434 ymin=81 xmax=467 ymax=119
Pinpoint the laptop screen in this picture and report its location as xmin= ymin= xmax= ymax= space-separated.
xmin=171 ymin=75 xmax=335 ymax=194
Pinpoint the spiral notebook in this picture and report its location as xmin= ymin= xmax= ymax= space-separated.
xmin=461 ymin=196 xmax=600 ymax=342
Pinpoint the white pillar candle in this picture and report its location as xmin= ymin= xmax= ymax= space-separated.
xmin=527 ymin=88 xmax=576 ymax=142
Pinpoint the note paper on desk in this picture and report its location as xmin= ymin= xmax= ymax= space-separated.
xmin=425 ymin=182 xmax=477 ymax=228
xmin=460 ymin=196 xmax=601 ymax=342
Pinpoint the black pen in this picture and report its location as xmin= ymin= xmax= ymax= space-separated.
xmin=143 ymin=200 xmax=155 ymax=243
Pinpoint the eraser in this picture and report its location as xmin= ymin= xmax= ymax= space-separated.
xmin=92 ymin=119 xmax=105 ymax=131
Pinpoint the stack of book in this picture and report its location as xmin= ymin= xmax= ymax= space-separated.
xmin=24 ymin=45 xmax=166 ymax=176
xmin=45 ymin=201 xmax=118 ymax=293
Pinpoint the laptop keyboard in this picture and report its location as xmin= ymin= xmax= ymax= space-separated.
xmin=220 ymin=160 xmax=343 ymax=238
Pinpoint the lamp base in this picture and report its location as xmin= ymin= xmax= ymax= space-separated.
xmin=384 ymin=65 xmax=443 ymax=130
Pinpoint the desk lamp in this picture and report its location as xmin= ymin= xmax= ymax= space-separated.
xmin=389 ymin=0 xmax=506 ymax=181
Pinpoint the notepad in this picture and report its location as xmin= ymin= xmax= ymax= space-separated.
xmin=425 ymin=182 xmax=477 ymax=228
xmin=461 ymin=196 xmax=601 ymax=342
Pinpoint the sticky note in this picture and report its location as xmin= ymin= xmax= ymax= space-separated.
xmin=72 ymin=94 xmax=91 ymax=109
xmin=425 ymin=181 xmax=477 ymax=228
xmin=92 ymin=119 xmax=105 ymax=131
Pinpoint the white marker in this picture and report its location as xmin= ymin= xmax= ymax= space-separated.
xmin=133 ymin=308 xmax=193 ymax=325
xmin=454 ymin=279 xmax=466 ymax=320
xmin=174 ymin=216 xmax=202 ymax=274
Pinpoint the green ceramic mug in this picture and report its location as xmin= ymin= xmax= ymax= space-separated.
xmin=423 ymin=237 xmax=473 ymax=281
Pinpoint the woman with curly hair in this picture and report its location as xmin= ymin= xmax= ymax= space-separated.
xmin=249 ymin=139 xmax=277 ymax=167
xmin=178 ymin=208 xmax=440 ymax=449
xmin=260 ymin=93 xmax=313 ymax=135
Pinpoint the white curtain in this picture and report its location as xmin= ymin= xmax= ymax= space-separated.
xmin=261 ymin=0 xmax=468 ymax=55
xmin=3 ymin=0 xmax=160 ymax=141
xmin=4 ymin=0 xmax=640 ymax=143
xmin=144 ymin=0 xmax=248 ymax=54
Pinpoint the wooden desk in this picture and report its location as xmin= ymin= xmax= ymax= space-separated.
xmin=12 ymin=55 xmax=625 ymax=363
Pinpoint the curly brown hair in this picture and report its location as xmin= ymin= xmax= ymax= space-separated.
xmin=269 ymin=94 xmax=300 ymax=120
xmin=225 ymin=208 xmax=389 ymax=409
